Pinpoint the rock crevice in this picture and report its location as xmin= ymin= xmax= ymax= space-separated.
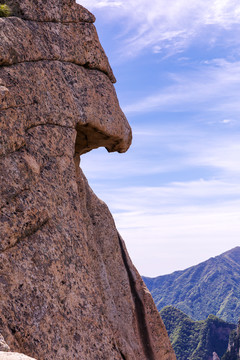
xmin=118 ymin=234 xmax=155 ymax=360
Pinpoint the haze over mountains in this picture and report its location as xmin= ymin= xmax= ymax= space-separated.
xmin=143 ymin=247 xmax=240 ymax=324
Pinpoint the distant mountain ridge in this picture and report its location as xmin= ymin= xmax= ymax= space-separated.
xmin=160 ymin=305 xmax=236 ymax=360
xmin=143 ymin=247 xmax=240 ymax=323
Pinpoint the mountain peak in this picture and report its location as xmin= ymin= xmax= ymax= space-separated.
xmin=221 ymin=246 xmax=240 ymax=263
xmin=143 ymin=247 xmax=240 ymax=323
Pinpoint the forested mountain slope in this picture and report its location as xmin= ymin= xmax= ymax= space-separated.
xmin=160 ymin=306 xmax=236 ymax=360
xmin=143 ymin=247 xmax=240 ymax=323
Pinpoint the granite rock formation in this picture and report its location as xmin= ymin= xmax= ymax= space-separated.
xmin=0 ymin=1 xmax=175 ymax=359
xmin=222 ymin=320 xmax=240 ymax=360
xmin=212 ymin=352 xmax=220 ymax=360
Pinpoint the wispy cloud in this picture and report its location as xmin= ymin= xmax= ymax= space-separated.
xmin=122 ymin=59 xmax=240 ymax=114
xmin=82 ymin=0 xmax=122 ymax=8
xmin=79 ymin=0 xmax=240 ymax=57
xmin=81 ymin=123 xmax=240 ymax=184
xmin=78 ymin=0 xmax=240 ymax=276
xmin=93 ymin=180 xmax=240 ymax=276
xmin=81 ymin=128 xmax=240 ymax=276
xmin=98 ymin=179 xmax=240 ymax=213
xmin=188 ymin=142 xmax=240 ymax=176
xmin=117 ymin=201 xmax=240 ymax=276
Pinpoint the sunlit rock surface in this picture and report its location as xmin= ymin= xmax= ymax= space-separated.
xmin=0 ymin=1 xmax=175 ymax=359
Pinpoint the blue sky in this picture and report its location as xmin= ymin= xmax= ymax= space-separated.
xmin=78 ymin=0 xmax=240 ymax=276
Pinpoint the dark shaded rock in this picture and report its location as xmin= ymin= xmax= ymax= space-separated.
xmin=222 ymin=320 xmax=240 ymax=360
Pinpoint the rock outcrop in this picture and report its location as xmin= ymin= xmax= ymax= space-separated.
xmin=222 ymin=320 xmax=240 ymax=360
xmin=0 ymin=1 xmax=175 ymax=359
xmin=212 ymin=352 xmax=220 ymax=360
xmin=160 ymin=306 xmax=235 ymax=360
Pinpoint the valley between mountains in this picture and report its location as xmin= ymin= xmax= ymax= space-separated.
xmin=143 ymin=247 xmax=240 ymax=360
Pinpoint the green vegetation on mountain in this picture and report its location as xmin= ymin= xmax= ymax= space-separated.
xmin=160 ymin=306 xmax=236 ymax=360
xmin=222 ymin=320 xmax=240 ymax=360
xmin=143 ymin=247 xmax=240 ymax=323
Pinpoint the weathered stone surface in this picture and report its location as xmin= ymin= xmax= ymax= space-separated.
xmin=0 ymin=352 xmax=36 ymax=360
xmin=0 ymin=1 xmax=175 ymax=359
xmin=0 ymin=18 xmax=115 ymax=82
xmin=5 ymin=0 xmax=95 ymax=23
xmin=0 ymin=62 xmax=128 ymax=157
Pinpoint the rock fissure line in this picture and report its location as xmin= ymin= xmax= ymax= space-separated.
xmin=26 ymin=122 xmax=75 ymax=131
xmin=0 ymin=218 xmax=49 ymax=254
xmin=118 ymin=234 xmax=155 ymax=360
xmin=14 ymin=19 xmax=94 ymax=24
xmin=0 ymin=102 xmax=35 ymax=112
xmin=119 ymin=350 xmax=127 ymax=360
xmin=0 ymin=59 xmax=112 ymax=82
xmin=0 ymin=187 xmax=30 ymax=210
xmin=0 ymin=143 xmax=26 ymax=159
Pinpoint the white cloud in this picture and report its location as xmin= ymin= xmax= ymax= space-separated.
xmin=190 ymin=142 xmax=240 ymax=175
xmin=94 ymin=1 xmax=122 ymax=7
xmin=118 ymin=204 xmax=240 ymax=276
xmin=79 ymin=0 xmax=122 ymax=7
xmin=77 ymin=0 xmax=240 ymax=277
xmin=81 ymin=132 xmax=240 ymax=276
xmin=97 ymin=179 xmax=240 ymax=213
xmin=123 ymin=60 xmax=240 ymax=114
xmin=78 ymin=0 xmax=240 ymax=57
xmin=81 ymin=123 xmax=240 ymax=187
xmin=221 ymin=119 xmax=233 ymax=124
xmin=93 ymin=181 xmax=240 ymax=276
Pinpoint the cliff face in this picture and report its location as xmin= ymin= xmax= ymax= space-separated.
xmin=0 ymin=1 xmax=175 ymax=359
xmin=160 ymin=306 xmax=235 ymax=360
xmin=222 ymin=320 xmax=240 ymax=360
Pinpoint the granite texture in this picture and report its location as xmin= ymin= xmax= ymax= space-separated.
xmin=0 ymin=17 xmax=115 ymax=82
xmin=5 ymin=0 xmax=95 ymax=23
xmin=0 ymin=1 xmax=176 ymax=359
